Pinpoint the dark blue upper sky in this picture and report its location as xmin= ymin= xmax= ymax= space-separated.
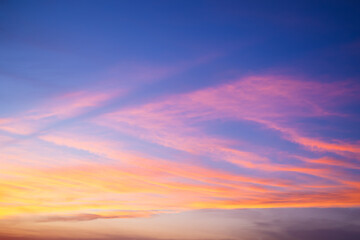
xmin=1 ymin=0 xmax=360 ymax=114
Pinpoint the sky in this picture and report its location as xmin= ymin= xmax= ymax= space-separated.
xmin=0 ymin=0 xmax=360 ymax=239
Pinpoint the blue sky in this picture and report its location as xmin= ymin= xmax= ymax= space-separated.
xmin=0 ymin=1 xmax=360 ymax=239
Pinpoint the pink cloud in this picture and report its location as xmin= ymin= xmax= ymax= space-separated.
xmin=92 ymin=74 xmax=359 ymax=192
xmin=97 ymin=75 xmax=360 ymax=155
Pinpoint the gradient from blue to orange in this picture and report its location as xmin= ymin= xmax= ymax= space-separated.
xmin=0 ymin=1 xmax=360 ymax=239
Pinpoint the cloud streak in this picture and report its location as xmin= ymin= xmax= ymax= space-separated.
xmin=0 ymin=73 xmax=359 ymax=239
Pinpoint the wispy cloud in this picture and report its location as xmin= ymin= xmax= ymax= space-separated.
xmin=0 ymin=74 xmax=359 ymax=236
xmin=0 ymin=90 xmax=119 ymax=135
xmin=24 ymin=210 xmax=158 ymax=222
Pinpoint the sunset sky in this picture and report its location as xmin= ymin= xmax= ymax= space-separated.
xmin=0 ymin=1 xmax=360 ymax=240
